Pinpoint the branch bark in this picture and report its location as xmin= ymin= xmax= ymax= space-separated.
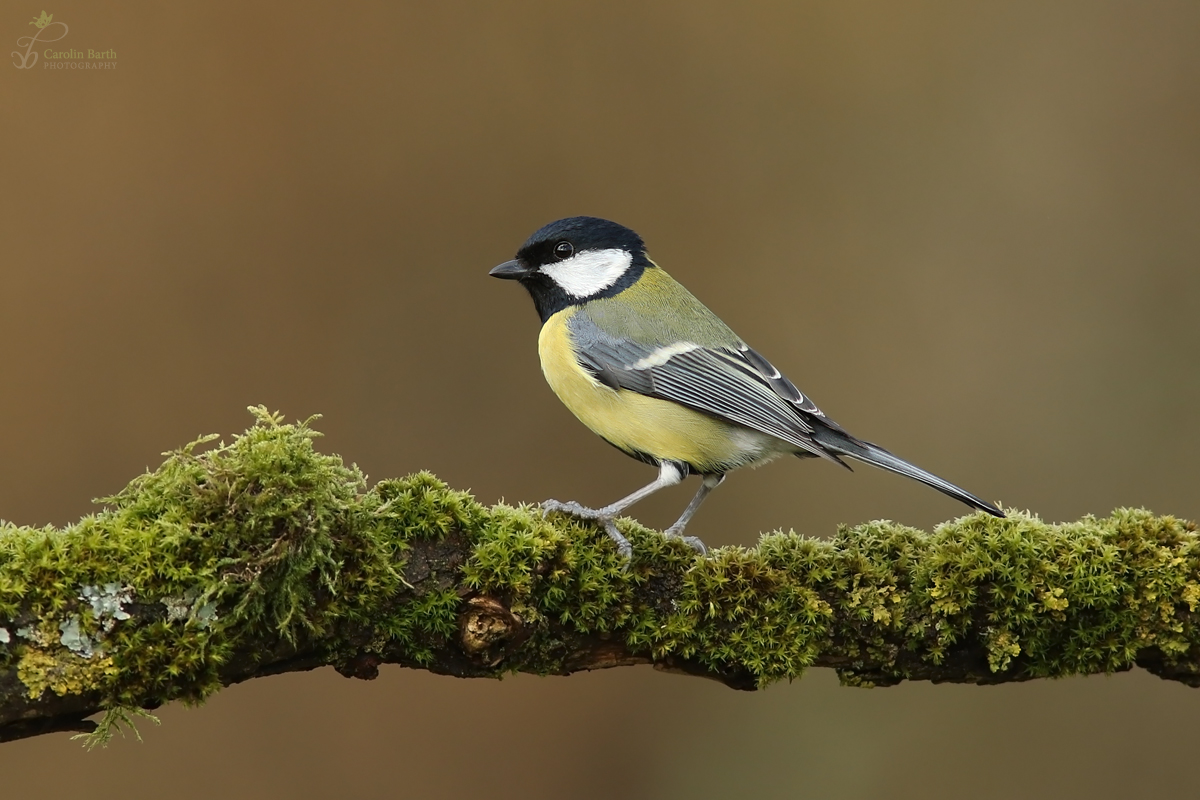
xmin=2 ymin=408 xmax=1199 ymax=745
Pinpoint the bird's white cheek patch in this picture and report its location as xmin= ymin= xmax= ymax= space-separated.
xmin=540 ymin=248 xmax=632 ymax=298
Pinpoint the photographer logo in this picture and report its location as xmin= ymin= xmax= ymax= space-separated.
xmin=12 ymin=12 xmax=116 ymax=70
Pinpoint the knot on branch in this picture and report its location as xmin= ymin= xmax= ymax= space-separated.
xmin=460 ymin=596 xmax=523 ymax=663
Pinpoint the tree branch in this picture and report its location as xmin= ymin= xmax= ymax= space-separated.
xmin=2 ymin=408 xmax=1199 ymax=745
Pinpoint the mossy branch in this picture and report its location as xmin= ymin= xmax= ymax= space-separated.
xmin=2 ymin=409 xmax=1199 ymax=745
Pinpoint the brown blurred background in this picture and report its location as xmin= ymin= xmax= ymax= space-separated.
xmin=3 ymin=1 xmax=1199 ymax=797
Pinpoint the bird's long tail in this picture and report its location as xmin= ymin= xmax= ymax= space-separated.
xmin=811 ymin=427 xmax=1005 ymax=518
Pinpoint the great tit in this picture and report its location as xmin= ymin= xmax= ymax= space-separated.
xmin=490 ymin=216 xmax=1003 ymax=557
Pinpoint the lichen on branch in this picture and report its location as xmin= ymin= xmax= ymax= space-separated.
xmin=1 ymin=408 xmax=1198 ymax=745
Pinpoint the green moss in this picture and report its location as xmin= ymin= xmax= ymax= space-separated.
xmin=2 ymin=408 xmax=1198 ymax=743
xmin=456 ymin=504 xmax=1200 ymax=687
xmin=0 ymin=408 xmax=412 ymax=718
xmin=73 ymin=707 xmax=160 ymax=750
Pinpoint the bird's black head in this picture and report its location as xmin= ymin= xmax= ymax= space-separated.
xmin=489 ymin=216 xmax=651 ymax=322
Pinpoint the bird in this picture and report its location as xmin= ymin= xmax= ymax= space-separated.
xmin=490 ymin=216 xmax=1004 ymax=557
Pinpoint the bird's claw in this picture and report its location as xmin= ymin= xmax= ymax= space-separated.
xmin=540 ymin=499 xmax=603 ymax=520
xmin=541 ymin=499 xmax=706 ymax=560
xmin=663 ymin=527 xmax=708 ymax=555
xmin=600 ymin=518 xmax=633 ymax=561
xmin=541 ymin=499 xmax=632 ymax=560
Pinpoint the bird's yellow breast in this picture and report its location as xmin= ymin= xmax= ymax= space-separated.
xmin=538 ymin=307 xmax=763 ymax=472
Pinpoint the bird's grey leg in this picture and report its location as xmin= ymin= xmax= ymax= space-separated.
xmin=542 ymin=462 xmax=688 ymax=559
xmin=662 ymin=473 xmax=724 ymax=554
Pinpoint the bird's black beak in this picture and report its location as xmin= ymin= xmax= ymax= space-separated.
xmin=489 ymin=259 xmax=528 ymax=280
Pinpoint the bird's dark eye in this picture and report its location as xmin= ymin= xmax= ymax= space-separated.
xmin=553 ymin=241 xmax=574 ymax=260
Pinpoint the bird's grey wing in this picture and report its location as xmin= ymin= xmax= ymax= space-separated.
xmin=570 ymin=316 xmax=842 ymax=462
xmin=730 ymin=342 xmax=832 ymax=421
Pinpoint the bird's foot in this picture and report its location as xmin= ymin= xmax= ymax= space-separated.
xmin=540 ymin=499 xmax=606 ymax=521
xmin=541 ymin=500 xmax=708 ymax=559
xmin=662 ymin=524 xmax=708 ymax=555
xmin=541 ymin=499 xmax=632 ymax=560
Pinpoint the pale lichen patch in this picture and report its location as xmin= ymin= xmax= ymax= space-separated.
xmin=16 ymin=624 xmax=55 ymax=647
xmin=162 ymin=596 xmax=190 ymax=622
xmin=59 ymin=616 xmax=100 ymax=658
xmin=161 ymin=587 xmax=220 ymax=629
xmin=80 ymin=583 xmax=132 ymax=631
xmin=194 ymin=601 xmax=218 ymax=628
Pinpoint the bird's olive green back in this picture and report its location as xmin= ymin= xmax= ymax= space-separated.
xmin=578 ymin=263 xmax=743 ymax=350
